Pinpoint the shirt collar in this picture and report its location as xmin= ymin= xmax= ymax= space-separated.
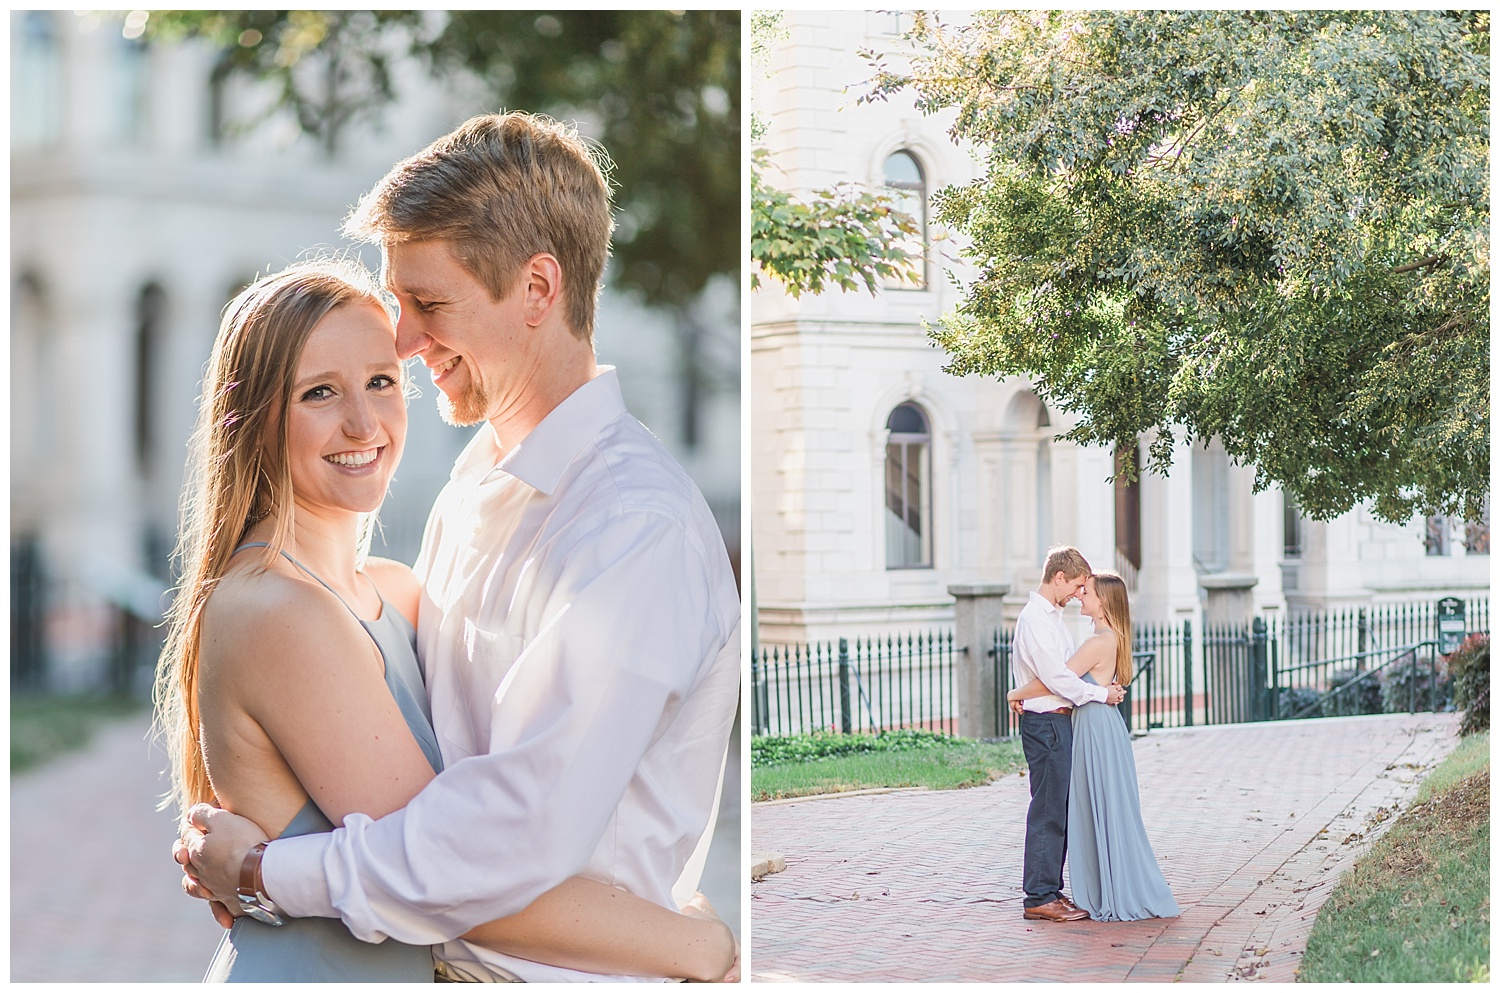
xmin=1029 ymin=590 xmax=1063 ymax=616
xmin=452 ymin=367 xmax=627 ymax=495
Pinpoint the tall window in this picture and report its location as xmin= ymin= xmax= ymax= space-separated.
xmin=885 ymin=402 xmax=931 ymax=569
xmin=1114 ymin=443 xmax=1142 ymax=577
xmin=135 ymin=283 xmax=166 ymax=472
xmin=110 ymin=33 xmax=149 ymax=146
xmin=1283 ymin=492 xmax=1304 ymax=558
xmin=1425 ymin=515 xmax=1450 ymax=556
xmin=12 ymin=11 xmax=63 ymax=149
xmin=1464 ymin=496 xmax=1490 ymax=555
xmin=882 ymin=150 xmax=927 ymax=289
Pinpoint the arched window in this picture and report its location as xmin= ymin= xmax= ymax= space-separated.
xmin=882 ymin=150 xmax=927 ymax=290
xmin=885 ymin=402 xmax=931 ymax=569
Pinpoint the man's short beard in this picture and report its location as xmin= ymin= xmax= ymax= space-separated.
xmin=438 ymin=381 xmax=491 ymax=427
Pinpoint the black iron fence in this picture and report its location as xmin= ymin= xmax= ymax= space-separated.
xmin=751 ymin=631 xmax=955 ymax=736
xmin=751 ymin=596 xmax=1489 ymax=739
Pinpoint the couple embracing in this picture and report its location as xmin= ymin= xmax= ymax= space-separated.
xmin=161 ymin=113 xmax=740 ymax=982
xmin=1008 ymin=546 xmax=1179 ymax=924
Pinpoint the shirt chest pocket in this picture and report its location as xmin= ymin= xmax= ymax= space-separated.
xmin=462 ymin=622 xmax=528 ymax=694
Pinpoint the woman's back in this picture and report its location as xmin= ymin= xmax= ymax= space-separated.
xmin=202 ymin=547 xmax=442 ymax=982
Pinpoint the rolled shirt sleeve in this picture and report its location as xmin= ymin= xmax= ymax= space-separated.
xmin=262 ymin=510 xmax=730 ymax=945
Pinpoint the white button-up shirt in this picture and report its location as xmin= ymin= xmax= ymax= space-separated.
xmin=263 ymin=368 xmax=741 ymax=982
xmin=1012 ymin=591 xmax=1109 ymax=712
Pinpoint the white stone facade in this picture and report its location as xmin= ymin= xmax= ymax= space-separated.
xmin=11 ymin=11 xmax=739 ymax=691
xmin=751 ymin=11 xmax=1488 ymax=647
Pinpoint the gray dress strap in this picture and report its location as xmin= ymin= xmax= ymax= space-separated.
xmin=203 ymin=543 xmax=442 ymax=982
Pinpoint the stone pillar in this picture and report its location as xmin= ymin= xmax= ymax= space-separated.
xmin=949 ymin=582 xmax=1009 ymax=738
xmin=1201 ymin=573 xmax=1259 ymax=724
xmin=1201 ymin=573 xmax=1259 ymax=628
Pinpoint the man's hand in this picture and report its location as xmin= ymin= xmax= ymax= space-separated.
xmin=173 ymin=835 xmax=239 ymax=928
xmin=178 ymin=803 xmax=270 ymax=923
xmin=1009 ymin=699 xmax=1025 ymax=716
xmin=1105 ymin=681 xmax=1126 ymax=706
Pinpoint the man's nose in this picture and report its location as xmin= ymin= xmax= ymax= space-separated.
xmin=394 ymin=310 xmax=428 ymax=361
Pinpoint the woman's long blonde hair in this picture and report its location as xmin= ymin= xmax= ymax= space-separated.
xmin=153 ymin=257 xmax=394 ymax=815
xmin=1092 ymin=571 xmax=1134 ymax=687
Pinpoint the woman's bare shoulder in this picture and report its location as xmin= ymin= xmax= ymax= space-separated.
xmin=202 ymin=565 xmax=367 ymax=675
xmin=364 ymin=557 xmax=419 ymax=627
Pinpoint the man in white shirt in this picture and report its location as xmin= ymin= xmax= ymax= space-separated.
xmin=1011 ymin=546 xmax=1125 ymax=923
xmin=179 ymin=113 xmax=741 ymax=981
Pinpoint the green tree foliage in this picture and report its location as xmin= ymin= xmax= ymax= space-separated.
xmin=870 ymin=10 xmax=1489 ymax=521
xmin=751 ymin=152 xmax=921 ymax=298
xmin=144 ymin=10 xmax=738 ymax=447
xmin=750 ymin=11 xmax=921 ymax=297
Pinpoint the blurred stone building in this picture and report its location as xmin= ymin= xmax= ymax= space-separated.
xmin=11 ymin=10 xmax=740 ymax=693
xmin=751 ymin=10 xmax=1488 ymax=645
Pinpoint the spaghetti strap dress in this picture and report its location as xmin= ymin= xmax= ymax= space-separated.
xmin=1066 ymin=674 xmax=1180 ymax=922
xmin=203 ymin=544 xmax=443 ymax=983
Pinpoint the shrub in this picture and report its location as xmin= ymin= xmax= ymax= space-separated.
xmin=1276 ymin=686 xmax=1323 ymax=720
xmin=751 ymin=728 xmax=954 ymax=768
xmin=1379 ymin=651 xmax=1452 ymax=714
xmin=1447 ymin=634 xmax=1490 ymax=737
xmin=1323 ymin=666 xmax=1383 ymax=717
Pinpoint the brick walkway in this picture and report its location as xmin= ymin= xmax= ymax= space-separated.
xmin=749 ymin=712 xmax=1460 ymax=983
xmin=12 ymin=711 xmax=741 ymax=982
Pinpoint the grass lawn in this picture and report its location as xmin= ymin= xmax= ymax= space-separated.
xmin=11 ymin=694 xmax=145 ymax=774
xmin=752 ymin=735 xmax=1025 ymax=801
xmin=1299 ymin=732 xmax=1489 ymax=982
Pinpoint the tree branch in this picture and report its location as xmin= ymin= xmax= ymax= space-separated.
xmin=1391 ymin=253 xmax=1448 ymax=274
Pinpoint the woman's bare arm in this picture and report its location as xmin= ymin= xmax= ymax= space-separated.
xmin=1007 ymin=634 xmax=1114 ymax=702
xmin=462 ymin=880 xmax=736 ymax=982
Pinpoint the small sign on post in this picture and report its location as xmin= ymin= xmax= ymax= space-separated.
xmin=1436 ymin=597 xmax=1466 ymax=655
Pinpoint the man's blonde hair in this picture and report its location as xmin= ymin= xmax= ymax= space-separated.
xmin=1042 ymin=545 xmax=1092 ymax=584
xmin=343 ymin=112 xmax=614 ymax=342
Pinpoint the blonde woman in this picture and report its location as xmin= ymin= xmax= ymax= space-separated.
xmin=1008 ymin=571 xmax=1179 ymax=922
xmin=156 ymin=258 xmax=735 ymax=982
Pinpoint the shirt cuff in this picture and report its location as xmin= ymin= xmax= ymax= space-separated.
xmin=261 ymin=831 xmax=337 ymax=919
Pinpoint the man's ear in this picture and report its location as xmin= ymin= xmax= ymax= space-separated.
xmin=520 ymin=253 xmax=564 ymax=328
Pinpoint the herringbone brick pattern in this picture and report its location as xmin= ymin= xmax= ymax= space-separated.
xmin=750 ymin=712 xmax=1459 ymax=983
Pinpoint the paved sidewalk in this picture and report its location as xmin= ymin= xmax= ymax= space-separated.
xmin=12 ymin=710 xmax=741 ymax=982
xmin=750 ymin=712 xmax=1460 ymax=983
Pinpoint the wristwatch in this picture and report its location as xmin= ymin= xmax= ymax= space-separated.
xmin=236 ymin=841 xmax=285 ymax=926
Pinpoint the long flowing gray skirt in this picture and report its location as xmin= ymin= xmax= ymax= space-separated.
xmin=1067 ymin=686 xmax=1179 ymax=922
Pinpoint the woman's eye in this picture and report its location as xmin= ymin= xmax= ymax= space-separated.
xmin=369 ymin=374 xmax=398 ymax=390
xmin=301 ymin=385 xmax=334 ymax=401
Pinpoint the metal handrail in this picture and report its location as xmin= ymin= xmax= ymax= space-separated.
xmin=1282 ymin=639 xmax=1439 ymax=720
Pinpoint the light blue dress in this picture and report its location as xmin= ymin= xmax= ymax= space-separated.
xmin=1067 ymin=674 xmax=1180 ymax=922
xmin=203 ymin=546 xmax=443 ymax=982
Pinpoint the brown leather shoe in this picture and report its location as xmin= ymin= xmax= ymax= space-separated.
xmin=1023 ymin=898 xmax=1089 ymax=922
xmin=1058 ymin=896 xmax=1091 ymax=919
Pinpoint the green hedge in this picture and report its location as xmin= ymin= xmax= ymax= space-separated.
xmin=751 ymin=728 xmax=956 ymax=767
xmin=1448 ymin=634 xmax=1489 ymax=737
